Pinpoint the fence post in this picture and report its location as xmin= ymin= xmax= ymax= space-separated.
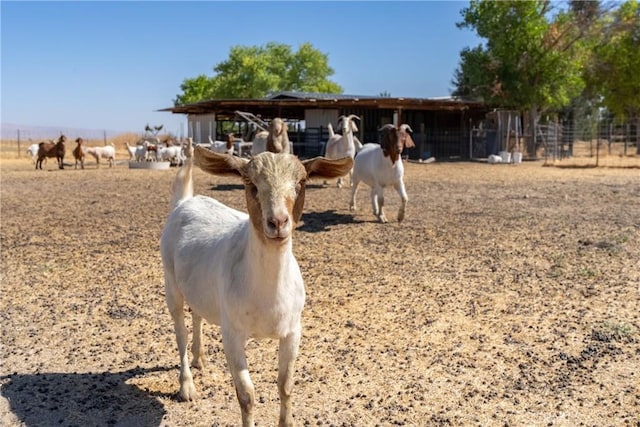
xmin=17 ymin=129 xmax=21 ymax=158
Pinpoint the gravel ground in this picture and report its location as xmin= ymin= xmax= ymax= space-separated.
xmin=1 ymin=155 xmax=639 ymax=426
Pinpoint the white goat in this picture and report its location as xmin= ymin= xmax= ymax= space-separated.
xmin=157 ymin=144 xmax=185 ymax=165
xmin=160 ymin=139 xmax=352 ymax=426
xmin=250 ymin=130 xmax=268 ymax=156
xmin=85 ymin=143 xmax=116 ymax=168
xmin=208 ymin=134 xmax=235 ymax=155
xmin=26 ymin=143 xmax=40 ymax=164
xmin=350 ymin=124 xmax=415 ymax=223
xmin=324 ymin=114 xmax=361 ymax=187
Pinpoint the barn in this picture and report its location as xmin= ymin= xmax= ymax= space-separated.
xmin=161 ymin=92 xmax=490 ymax=160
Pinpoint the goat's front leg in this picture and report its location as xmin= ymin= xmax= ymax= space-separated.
xmin=278 ymin=330 xmax=301 ymax=427
xmin=394 ymin=180 xmax=408 ymax=222
xmin=223 ymin=332 xmax=255 ymax=427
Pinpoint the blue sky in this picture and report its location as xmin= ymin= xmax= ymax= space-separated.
xmin=1 ymin=1 xmax=481 ymax=136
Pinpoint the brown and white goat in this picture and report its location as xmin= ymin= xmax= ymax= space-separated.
xmin=160 ymin=139 xmax=353 ymax=426
xmin=73 ymin=138 xmax=85 ymax=169
xmin=36 ymin=135 xmax=67 ymax=170
xmin=266 ymin=117 xmax=291 ymax=154
xmin=349 ymin=124 xmax=415 ymax=223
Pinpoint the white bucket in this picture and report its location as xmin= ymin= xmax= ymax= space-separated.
xmin=512 ymin=152 xmax=523 ymax=164
xmin=499 ymin=151 xmax=511 ymax=163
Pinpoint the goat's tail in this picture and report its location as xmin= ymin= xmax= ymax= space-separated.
xmin=170 ymin=138 xmax=194 ymax=208
xmin=328 ymin=123 xmax=335 ymax=139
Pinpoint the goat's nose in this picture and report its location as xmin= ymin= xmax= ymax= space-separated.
xmin=267 ymin=215 xmax=289 ymax=233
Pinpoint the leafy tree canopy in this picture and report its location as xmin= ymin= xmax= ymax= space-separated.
xmin=174 ymin=42 xmax=342 ymax=105
xmin=453 ymin=0 xmax=595 ymax=112
xmin=587 ymin=0 xmax=640 ymax=119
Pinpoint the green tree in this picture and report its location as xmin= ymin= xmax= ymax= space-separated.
xmin=453 ymin=1 xmax=595 ymax=155
xmin=587 ymin=0 xmax=640 ymax=121
xmin=174 ymin=42 xmax=342 ymax=104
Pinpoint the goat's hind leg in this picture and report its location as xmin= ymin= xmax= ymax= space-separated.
xmin=165 ymin=281 xmax=197 ymax=401
xmin=191 ymin=313 xmax=206 ymax=369
xmin=394 ymin=181 xmax=408 ymax=222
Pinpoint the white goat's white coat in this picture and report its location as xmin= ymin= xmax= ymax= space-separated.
xmin=85 ymin=144 xmax=116 ymax=168
xmin=26 ymin=143 xmax=40 ymax=163
xmin=324 ymin=115 xmax=361 ymax=187
xmin=208 ymin=135 xmax=234 ymax=155
xmin=250 ymin=131 xmax=268 ymax=156
xmin=160 ymin=141 xmax=353 ymax=426
xmin=350 ymin=124 xmax=414 ymax=223
xmin=157 ymin=145 xmax=185 ymax=164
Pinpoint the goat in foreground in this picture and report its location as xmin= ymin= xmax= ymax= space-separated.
xmin=324 ymin=114 xmax=361 ymax=187
xmin=36 ymin=135 xmax=66 ymax=170
xmin=160 ymin=140 xmax=353 ymax=426
xmin=350 ymin=124 xmax=415 ymax=223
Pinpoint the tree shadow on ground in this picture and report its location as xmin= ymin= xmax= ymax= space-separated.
xmin=0 ymin=366 xmax=173 ymax=427
xmin=298 ymin=210 xmax=363 ymax=233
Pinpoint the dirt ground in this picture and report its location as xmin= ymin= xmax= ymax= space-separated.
xmin=1 ymin=153 xmax=639 ymax=426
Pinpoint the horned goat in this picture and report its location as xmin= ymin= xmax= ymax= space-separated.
xmin=160 ymin=139 xmax=353 ymax=426
xmin=324 ymin=114 xmax=361 ymax=187
xmin=350 ymin=124 xmax=415 ymax=223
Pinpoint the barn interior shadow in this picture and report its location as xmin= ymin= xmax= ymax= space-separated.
xmin=0 ymin=366 xmax=172 ymax=427
xmin=298 ymin=210 xmax=362 ymax=233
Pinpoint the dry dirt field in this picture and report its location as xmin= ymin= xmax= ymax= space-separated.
xmin=1 ymin=152 xmax=639 ymax=426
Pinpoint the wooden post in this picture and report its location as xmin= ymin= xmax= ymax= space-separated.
xmin=17 ymin=129 xmax=21 ymax=158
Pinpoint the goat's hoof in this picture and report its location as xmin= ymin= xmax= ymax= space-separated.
xmin=397 ymin=213 xmax=405 ymax=222
xmin=179 ymin=383 xmax=197 ymax=401
xmin=378 ymin=215 xmax=388 ymax=223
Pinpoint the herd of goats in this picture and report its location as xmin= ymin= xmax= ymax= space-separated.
xmin=26 ymin=116 xmax=417 ymax=425
xmin=26 ymin=115 xmax=416 ymax=223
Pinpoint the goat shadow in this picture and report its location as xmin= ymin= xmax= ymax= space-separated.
xmin=209 ymin=184 xmax=244 ymax=192
xmin=298 ymin=210 xmax=362 ymax=233
xmin=0 ymin=366 xmax=172 ymax=427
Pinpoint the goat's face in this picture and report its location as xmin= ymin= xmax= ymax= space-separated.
xmin=339 ymin=115 xmax=359 ymax=134
xmin=195 ymin=148 xmax=354 ymax=244
xmin=270 ymin=118 xmax=286 ymax=137
xmin=244 ymin=153 xmax=306 ymax=244
xmin=380 ymin=125 xmax=403 ymax=164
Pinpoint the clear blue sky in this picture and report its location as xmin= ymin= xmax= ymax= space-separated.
xmin=1 ymin=1 xmax=481 ymax=136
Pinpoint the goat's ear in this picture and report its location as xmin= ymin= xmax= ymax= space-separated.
xmin=404 ymin=133 xmax=416 ymax=149
xmin=302 ymin=156 xmax=353 ymax=179
xmin=195 ymin=145 xmax=248 ymax=176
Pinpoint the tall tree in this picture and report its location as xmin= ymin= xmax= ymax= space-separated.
xmin=587 ymin=0 xmax=640 ymax=121
xmin=453 ymin=1 xmax=595 ymax=156
xmin=174 ymin=42 xmax=342 ymax=105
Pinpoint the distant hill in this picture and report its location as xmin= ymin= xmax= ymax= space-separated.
xmin=1 ymin=123 xmax=131 ymax=141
